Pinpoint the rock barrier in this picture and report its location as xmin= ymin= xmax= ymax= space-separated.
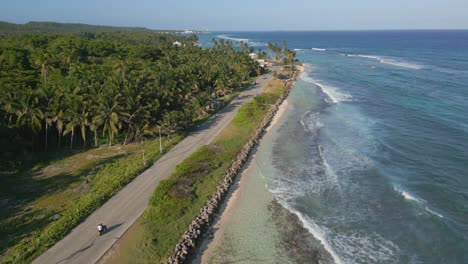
xmin=167 ymin=71 xmax=299 ymax=264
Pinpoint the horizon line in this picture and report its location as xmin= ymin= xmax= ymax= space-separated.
xmin=2 ymin=20 xmax=468 ymax=32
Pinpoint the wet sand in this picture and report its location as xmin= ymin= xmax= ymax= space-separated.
xmin=192 ymin=84 xmax=334 ymax=263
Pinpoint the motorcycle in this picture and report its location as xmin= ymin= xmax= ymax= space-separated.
xmin=98 ymin=224 xmax=107 ymax=236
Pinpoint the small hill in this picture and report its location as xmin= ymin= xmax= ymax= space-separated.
xmin=0 ymin=21 xmax=178 ymax=34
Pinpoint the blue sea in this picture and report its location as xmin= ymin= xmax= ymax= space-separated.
xmin=198 ymin=31 xmax=468 ymax=263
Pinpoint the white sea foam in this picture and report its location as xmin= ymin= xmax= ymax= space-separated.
xmin=276 ymin=201 xmax=344 ymax=264
xmin=402 ymin=191 xmax=425 ymax=204
xmin=347 ymin=54 xmax=424 ymax=70
xmin=394 ymin=186 xmax=444 ymax=218
xmin=302 ymin=76 xmax=353 ymax=103
xmin=273 ymin=192 xmax=401 ymax=264
xmin=300 ymin=64 xmax=353 ymax=103
xmin=312 ymin=48 xmax=327 ymax=51
xmin=331 ymin=231 xmax=401 ymax=263
xmin=318 ymin=144 xmax=341 ymax=192
xmin=217 ymin=35 xmax=266 ymax=47
xmin=394 ymin=186 xmax=426 ymax=204
xmin=217 ymin=35 xmax=249 ymax=42
xmin=299 ymin=111 xmax=311 ymax=131
xmin=425 ymin=207 xmax=444 ymax=218
xmin=300 ymin=111 xmax=324 ymax=132
xmin=248 ymin=41 xmax=267 ymax=47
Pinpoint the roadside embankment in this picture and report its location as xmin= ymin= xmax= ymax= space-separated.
xmin=165 ymin=67 xmax=302 ymax=264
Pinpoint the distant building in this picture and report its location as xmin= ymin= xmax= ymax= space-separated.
xmin=173 ymin=41 xmax=182 ymax=46
xmin=256 ymin=59 xmax=268 ymax=68
xmin=249 ymin=53 xmax=258 ymax=59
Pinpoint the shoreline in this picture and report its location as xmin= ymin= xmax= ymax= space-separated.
xmin=197 ymin=97 xmax=291 ymax=263
xmin=98 ymin=67 xmax=297 ymax=264
xmin=164 ymin=66 xmax=303 ymax=264
xmin=193 ymin=64 xmax=334 ymax=264
xmin=194 ymin=66 xmax=307 ymax=263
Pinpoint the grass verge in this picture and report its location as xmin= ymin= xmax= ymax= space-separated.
xmin=1 ymin=136 xmax=181 ymax=264
xmin=133 ymin=79 xmax=286 ymax=263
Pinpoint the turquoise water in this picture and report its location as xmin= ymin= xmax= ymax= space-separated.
xmin=205 ymin=140 xmax=293 ymax=264
xmin=199 ymin=31 xmax=468 ymax=263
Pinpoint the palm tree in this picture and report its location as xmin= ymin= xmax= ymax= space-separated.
xmin=122 ymin=95 xmax=150 ymax=145
xmin=55 ymin=110 xmax=65 ymax=149
xmin=266 ymin=42 xmax=282 ymax=61
xmin=93 ymin=93 xmax=125 ymax=146
xmin=89 ymin=120 xmax=100 ymax=147
xmin=284 ymin=49 xmax=296 ymax=73
xmin=64 ymin=112 xmax=79 ymax=149
xmin=157 ymin=111 xmax=181 ymax=140
xmin=2 ymin=90 xmax=19 ymax=125
xmin=35 ymin=57 xmax=53 ymax=85
xmin=79 ymin=107 xmax=90 ymax=147
xmin=61 ymin=44 xmax=79 ymax=73
xmin=15 ymin=91 xmax=44 ymax=150
xmin=191 ymin=91 xmax=212 ymax=118
xmin=63 ymin=95 xmax=83 ymax=149
xmin=114 ymin=57 xmax=127 ymax=84
xmin=38 ymin=84 xmax=61 ymax=152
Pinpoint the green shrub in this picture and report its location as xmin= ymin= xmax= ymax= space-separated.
xmin=139 ymin=91 xmax=284 ymax=263
xmin=2 ymin=136 xmax=181 ymax=264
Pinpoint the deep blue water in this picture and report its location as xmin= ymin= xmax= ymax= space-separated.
xmin=199 ymin=31 xmax=468 ymax=263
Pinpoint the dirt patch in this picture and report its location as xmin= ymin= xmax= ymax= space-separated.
xmin=262 ymin=79 xmax=284 ymax=95
xmin=169 ymin=178 xmax=196 ymax=199
xmin=207 ymin=145 xmax=225 ymax=154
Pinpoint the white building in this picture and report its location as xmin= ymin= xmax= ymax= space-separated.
xmin=249 ymin=53 xmax=258 ymax=59
xmin=256 ymin=59 xmax=268 ymax=68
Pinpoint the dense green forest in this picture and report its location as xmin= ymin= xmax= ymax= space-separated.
xmin=0 ymin=21 xmax=170 ymax=34
xmin=0 ymin=31 xmax=261 ymax=170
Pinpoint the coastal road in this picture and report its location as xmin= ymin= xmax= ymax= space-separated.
xmin=32 ymin=72 xmax=274 ymax=264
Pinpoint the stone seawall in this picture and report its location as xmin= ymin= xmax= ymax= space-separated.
xmin=167 ymin=70 xmax=300 ymax=264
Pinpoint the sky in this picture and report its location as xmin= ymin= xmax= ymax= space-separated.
xmin=1 ymin=0 xmax=468 ymax=30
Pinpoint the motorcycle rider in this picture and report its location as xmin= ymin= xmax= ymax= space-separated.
xmin=97 ymin=223 xmax=106 ymax=235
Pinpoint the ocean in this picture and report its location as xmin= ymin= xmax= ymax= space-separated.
xmin=197 ymin=31 xmax=468 ymax=263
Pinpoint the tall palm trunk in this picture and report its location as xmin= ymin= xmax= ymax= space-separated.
xmin=70 ymin=129 xmax=74 ymax=149
xmin=109 ymin=130 xmax=113 ymax=146
xmin=45 ymin=123 xmax=49 ymax=152
xmin=94 ymin=130 xmax=98 ymax=147
xmin=82 ymin=125 xmax=87 ymax=147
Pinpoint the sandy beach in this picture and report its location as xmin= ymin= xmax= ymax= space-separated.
xmin=197 ymin=65 xmax=302 ymax=262
xmin=191 ymin=65 xmax=335 ymax=264
xmin=197 ymin=96 xmax=291 ymax=264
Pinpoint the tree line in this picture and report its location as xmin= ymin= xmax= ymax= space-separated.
xmin=266 ymin=41 xmax=296 ymax=71
xmin=0 ymin=32 xmax=261 ymax=166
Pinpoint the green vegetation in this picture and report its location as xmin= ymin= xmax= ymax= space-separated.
xmin=0 ymin=21 xmax=170 ymax=35
xmin=128 ymin=80 xmax=286 ymax=263
xmin=1 ymin=136 xmax=181 ymax=263
xmin=0 ymin=30 xmax=263 ymax=263
xmin=0 ymin=32 xmax=260 ymax=171
xmin=267 ymin=40 xmax=297 ymax=71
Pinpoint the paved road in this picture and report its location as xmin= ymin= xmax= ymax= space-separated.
xmin=33 ymin=73 xmax=273 ymax=264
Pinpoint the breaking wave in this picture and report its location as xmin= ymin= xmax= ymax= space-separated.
xmin=217 ymin=35 xmax=266 ymax=47
xmin=300 ymin=64 xmax=353 ymax=103
xmin=217 ymin=35 xmax=249 ymax=42
xmin=394 ymin=186 xmax=444 ymax=218
xmin=344 ymin=54 xmax=424 ymax=70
